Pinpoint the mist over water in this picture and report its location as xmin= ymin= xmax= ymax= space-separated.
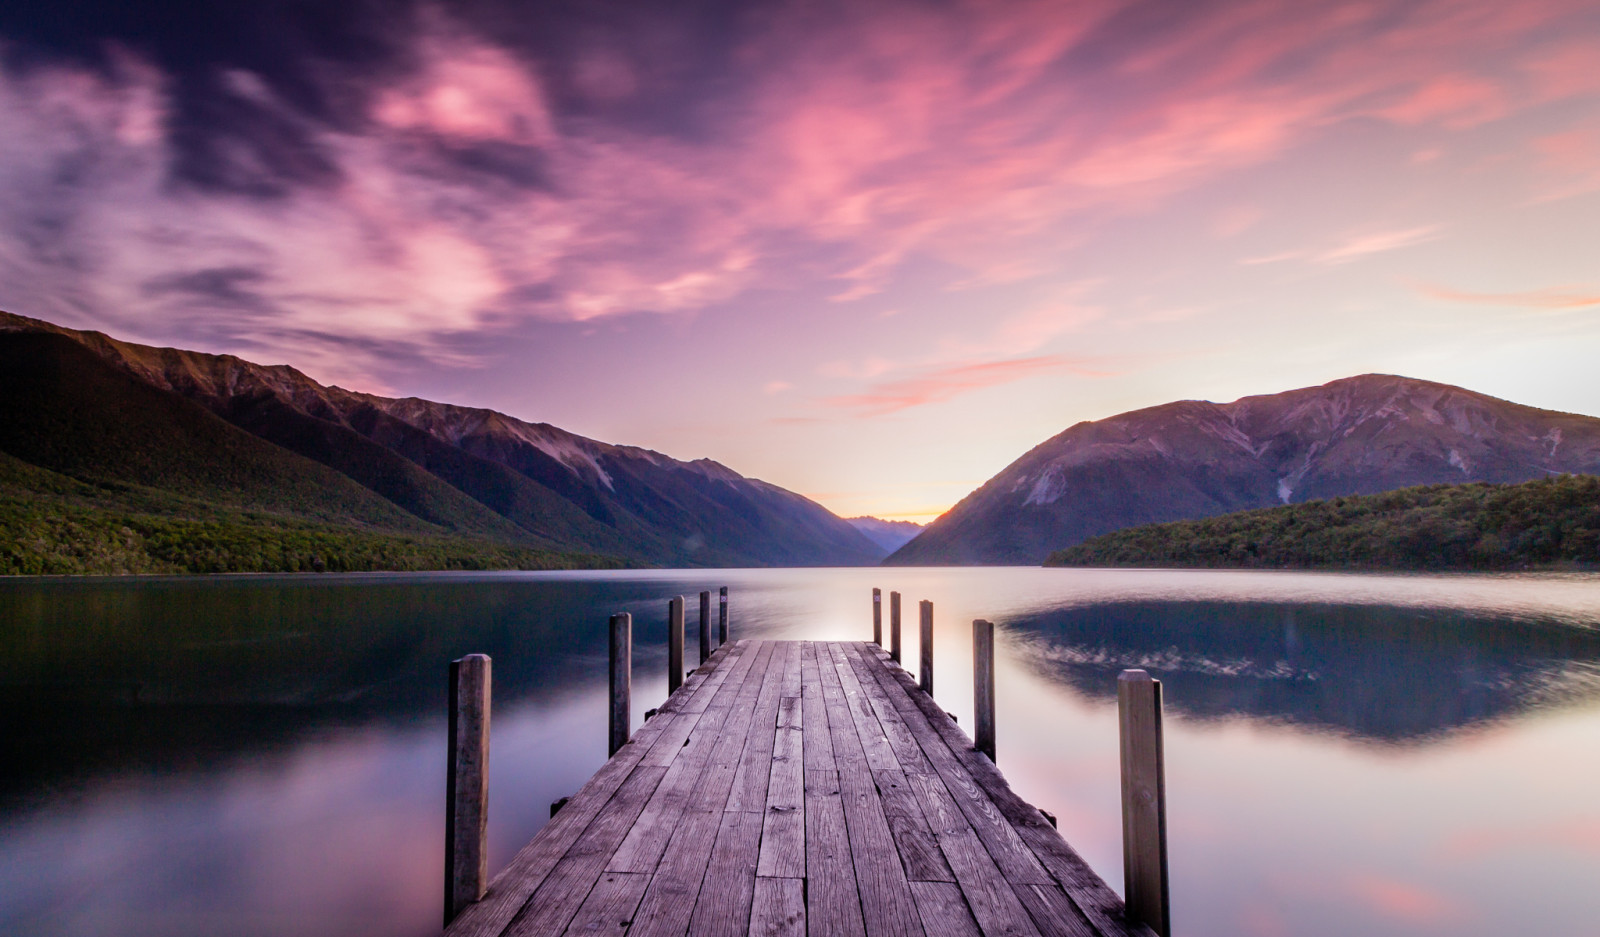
xmin=2 ymin=569 xmax=1598 ymax=937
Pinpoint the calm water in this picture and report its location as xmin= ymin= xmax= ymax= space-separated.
xmin=2 ymin=568 xmax=1599 ymax=937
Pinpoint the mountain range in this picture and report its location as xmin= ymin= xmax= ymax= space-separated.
xmin=889 ymin=374 xmax=1600 ymax=565
xmin=0 ymin=311 xmax=883 ymax=569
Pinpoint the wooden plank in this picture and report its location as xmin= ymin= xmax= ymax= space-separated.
xmin=626 ymin=809 xmax=722 ymax=937
xmin=859 ymin=645 xmax=1052 ymax=885
xmin=690 ymin=642 xmax=778 ymax=814
xmin=804 ymin=767 xmax=867 ymax=937
xmin=817 ymin=641 xmax=924 ymax=937
xmin=888 ymin=815 xmax=955 ymax=883
xmin=725 ymin=643 xmax=788 ymax=814
xmin=872 ymin=588 xmax=882 ymax=646
xmin=861 ymin=644 xmax=1143 ymax=937
xmin=607 ymin=642 xmax=763 ymax=873
xmin=749 ymin=877 xmax=805 ymax=937
xmin=558 ymin=871 xmax=649 ymax=937
xmin=446 ymin=644 xmax=739 ymax=937
xmin=840 ymin=644 xmax=932 ymax=775
xmin=909 ymin=882 xmax=983 ymax=937
xmin=688 ymin=809 xmax=764 ymax=937
xmin=500 ymin=765 xmax=668 ymax=937
xmin=1013 ymin=883 xmax=1100 ymax=937
xmin=825 ymin=643 xmax=899 ymax=772
xmin=890 ymin=592 xmax=902 ymax=663
xmin=756 ymin=695 xmax=804 ymax=878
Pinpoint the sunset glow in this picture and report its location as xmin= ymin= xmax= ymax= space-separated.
xmin=2 ymin=0 xmax=1599 ymax=519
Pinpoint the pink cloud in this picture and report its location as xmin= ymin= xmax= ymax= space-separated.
xmin=4 ymin=0 xmax=1600 ymax=378
xmin=820 ymin=354 xmax=1106 ymax=417
xmin=1417 ymin=282 xmax=1600 ymax=309
xmin=1531 ymin=126 xmax=1600 ymax=200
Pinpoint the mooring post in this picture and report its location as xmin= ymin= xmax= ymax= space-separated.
xmin=890 ymin=591 xmax=902 ymax=663
xmin=699 ymin=591 xmax=712 ymax=664
xmin=668 ymin=596 xmax=685 ymax=694
xmin=610 ymin=613 xmax=632 ymax=757
xmin=1118 ymin=669 xmax=1171 ymax=937
xmin=974 ymin=620 xmax=995 ymax=761
xmin=919 ymin=600 xmax=934 ymax=696
xmin=445 ymin=653 xmax=490 ymax=926
xmin=718 ymin=586 xmax=728 ymax=644
xmin=872 ymin=588 xmax=882 ymax=645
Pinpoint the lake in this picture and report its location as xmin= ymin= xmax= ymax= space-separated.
xmin=2 ymin=568 xmax=1599 ymax=936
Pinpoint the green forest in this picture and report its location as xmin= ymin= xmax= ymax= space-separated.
xmin=0 ymin=452 xmax=621 ymax=576
xmin=1045 ymin=475 xmax=1600 ymax=571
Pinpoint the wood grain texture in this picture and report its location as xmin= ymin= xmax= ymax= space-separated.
xmin=1118 ymin=671 xmax=1169 ymax=937
xmin=749 ymin=877 xmax=805 ymax=937
xmin=919 ymin=601 xmax=935 ymax=697
xmin=890 ymin=592 xmax=903 ymax=663
xmin=973 ymin=621 xmax=995 ymax=763
xmin=447 ymin=654 xmax=492 ymax=925
xmin=700 ymin=591 xmax=713 ymax=665
xmin=444 ymin=641 xmax=1138 ymax=937
xmin=718 ymin=587 xmax=728 ymax=645
xmin=872 ymin=588 xmax=882 ymax=646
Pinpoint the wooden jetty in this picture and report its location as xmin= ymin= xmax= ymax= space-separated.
xmin=443 ymin=634 xmax=1161 ymax=937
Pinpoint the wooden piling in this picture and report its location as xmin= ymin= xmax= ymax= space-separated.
xmin=974 ymin=619 xmax=995 ymax=762
xmin=889 ymin=591 xmax=902 ymax=663
xmin=609 ymin=613 xmax=632 ymax=757
xmin=699 ymin=591 xmax=712 ymax=664
xmin=718 ymin=586 xmax=728 ymax=644
xmin=668 ymin=596 xmax=685 ymax=694
xmin=919 ymin=600 xmax=934 ymax=696
xmin=445 ymin=653 xmax=490 ymax=926
xmin=1118 ymin=669 xmax=1170 ymax=937
xmin=872 ymin=588 xmax=882 ymax=645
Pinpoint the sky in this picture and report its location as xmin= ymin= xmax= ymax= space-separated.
xmin=2 ymin=0 xmax=1599 ymax=522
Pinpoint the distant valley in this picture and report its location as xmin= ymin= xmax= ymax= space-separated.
xmin=0 ymin=311 xmax=883 ymax=573
xmin=889 ymin=374 xmax=1600 ymax=566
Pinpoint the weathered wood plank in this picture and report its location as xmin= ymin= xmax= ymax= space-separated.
xmin=862 ymin=643 xmax=1143 ymax=937
xmin=804 ymin=767 xmax=867 ymax=937
xmin=445 ymin=644 xmax=738 ymax=937
xmin=749 ymin=877 xmax=805 ymax=937
xmin=1013 ymin=883 xmax=1100 ymax=937
xmin=756 ymin=695 xmax=804 ymax=878
xmin=909 ymin=881 xmax=984 ymax=937
xmin=625 ymin=808 xmax=722 ymax=937
xmin=687 ymin=809 xmax=764 ymax=937
xmin=607 ymin=642 xmax=764 ymax=873
xmin=860 ymin=645 xmax=1052 ymax=886
xmin=840 ymin=644 xmax=932 ymax=775
xmin=500 ymin=765 xmax=667 ymax=937
xmin=888 ymin=814 xmax=955 ymax=883
xmin=456 ymin=640 xmax=1135 ymax=937
xmin=725 ymin=643 xmax=788 ymax=814
xmin=818 ymin=640 xmax=924 ymax=937
xmin=558 ymin=870 xmax=649 ymax=937
xmin=690 ymin=642 xmax=778 ymax=814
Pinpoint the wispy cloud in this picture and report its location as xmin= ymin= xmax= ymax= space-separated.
xmin=1316 ymin=225 xmax=1443 ymax=264
xmin=1 ymin=0 xmax=1598 ymax=379
xmin=820 ymin=354 xmax=1107 ymax=417
xmin=1417 ymin=282 xmax=1600 ymax=309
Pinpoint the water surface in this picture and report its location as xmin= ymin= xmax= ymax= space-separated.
xmin=2 ymin=568 xmax=1598 ymax=936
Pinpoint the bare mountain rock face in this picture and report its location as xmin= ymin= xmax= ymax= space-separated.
xmin=887 ymin=375 xmax=1600 ymax=566
xmin=0 ymin=311 xmax=882 ymax=568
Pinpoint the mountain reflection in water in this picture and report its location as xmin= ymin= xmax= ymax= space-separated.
xmin=1008 ymin=601 xmax=1600 ymax=744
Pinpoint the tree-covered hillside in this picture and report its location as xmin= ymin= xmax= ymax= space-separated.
xmin=1045 ymin=475 xmax=1600 ymax=570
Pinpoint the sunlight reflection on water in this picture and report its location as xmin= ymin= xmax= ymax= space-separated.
xmin=1 ymin=568 xmax=1598 ymax=937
